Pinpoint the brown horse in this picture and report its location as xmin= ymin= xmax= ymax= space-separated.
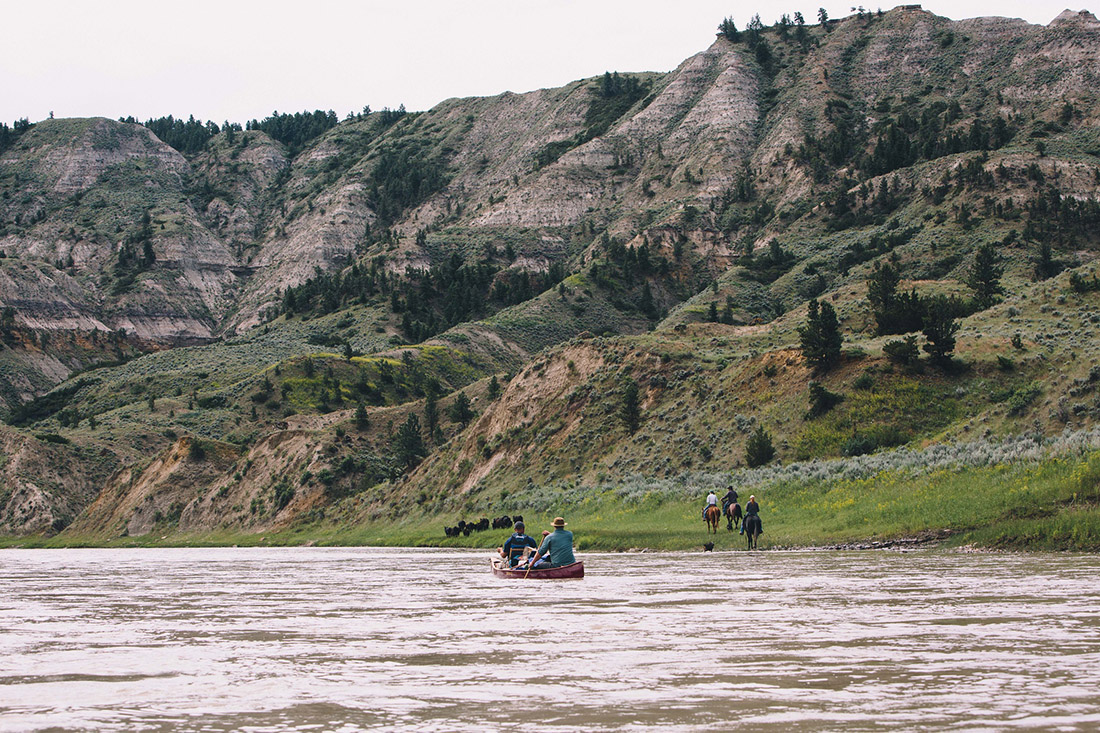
xmin=725 ymin=502 xmax=742 ymax=532
xmin=704 ymin=504 xmax=721 ymax=534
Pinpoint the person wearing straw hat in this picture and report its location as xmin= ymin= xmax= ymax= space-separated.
xmin=528 ymin=517 xmax=575 ymax=568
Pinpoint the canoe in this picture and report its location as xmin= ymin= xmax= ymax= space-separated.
xmin=490 ymin=559 xmax=584 ymax=579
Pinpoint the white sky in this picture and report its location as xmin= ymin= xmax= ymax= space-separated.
xmin=2 ymin=0 xmax=1091 ymax=125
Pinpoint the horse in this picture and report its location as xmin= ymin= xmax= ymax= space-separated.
xmin=743 ymin=514 xmax=762 ymax=550
xmin=725 ymin=501 xmax=742 ymax=532
xmin=704 ymin=504 xmax=721 ymax=534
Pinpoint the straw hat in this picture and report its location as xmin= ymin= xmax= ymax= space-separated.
xmin=551 ymin=517 xmax=567 ymax=528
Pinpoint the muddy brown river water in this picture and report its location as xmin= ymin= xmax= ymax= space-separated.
xmin=2 ymin=547 xmax=1099 ymax=731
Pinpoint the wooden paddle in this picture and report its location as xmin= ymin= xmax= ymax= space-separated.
xmin=522 ymin=546 xmax=537 ymax=578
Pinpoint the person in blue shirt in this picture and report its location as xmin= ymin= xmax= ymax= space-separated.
xmin=498 ymin=521 xmax=539 ymax=567
xmin=529 ymin=517 xmax=575 ymax=568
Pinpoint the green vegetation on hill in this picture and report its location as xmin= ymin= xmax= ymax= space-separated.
xmin=534 ymin=71 xmax=653 ymax=168
xmin=3 ymin=7 xmax=1100 ymax=550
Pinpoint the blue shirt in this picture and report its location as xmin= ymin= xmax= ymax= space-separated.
xmin=502 ymin=533 xmax=538 ymax=566
xmin=537 ymin=529 xmax=575 ymax=567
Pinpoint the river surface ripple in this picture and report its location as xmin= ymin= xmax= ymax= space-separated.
xmin=1 ymin=548 xmax=1099 ymax=731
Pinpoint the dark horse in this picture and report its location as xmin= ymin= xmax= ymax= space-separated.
xmin=704 ymin=505 xmax=722 ymax=534
xmin=725 ymin=502 xmax=742 ymax=532
xmin=743 ymin=514 xmax=762 ymax=549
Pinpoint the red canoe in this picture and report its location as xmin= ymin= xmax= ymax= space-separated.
xmin=490 ymin=559 xmax=584 ymax=579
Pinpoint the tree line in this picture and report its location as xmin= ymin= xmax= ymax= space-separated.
xmin=279 ymin=253 xmax=565 ymax=343
xmin=120 ymin=110 xmax=341 ymax=156
xmin=0 ymin=118 xmax=33 ymax=155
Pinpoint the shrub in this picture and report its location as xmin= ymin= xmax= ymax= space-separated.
xmin=883 ymin=335 xmax=920 ymax=366
xmin=807 ymin=381 xmax=843 ymax=418
xmin=852 ymin=372 xmax=875 ymax=390
xmin=1007 ymin=382 xmax=1042 ymax=416
xmin=843 ymin=434 xmax=878 ymax=456
xmin=273 ymin=481 xmax=294 ymax=511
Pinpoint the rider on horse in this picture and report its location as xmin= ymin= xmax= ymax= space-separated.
xmin=702 ymin=490 xmax=719 ymax=519
xmin=721 ymin=485 xmax=738 ymax=516
xmin=740 ymin=494 xmax=762 ymax=535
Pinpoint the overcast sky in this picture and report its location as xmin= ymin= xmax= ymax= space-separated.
xmin=2 ymin=0 xmax=1090 ymax=125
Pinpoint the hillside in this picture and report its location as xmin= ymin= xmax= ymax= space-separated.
xmin=3 ymin=6 xmax=1100 ymax=547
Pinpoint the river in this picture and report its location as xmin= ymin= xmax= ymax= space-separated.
xmin=2 ymin=547 xmax=1099 ymax=731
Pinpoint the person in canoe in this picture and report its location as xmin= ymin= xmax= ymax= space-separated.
xmin=498 ymin=521 xmax=539 ymax=567
xmin=527 ymin=517 xmax=575 ymax=569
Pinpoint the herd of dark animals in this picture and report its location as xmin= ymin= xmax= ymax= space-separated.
xmin=444 ymin=515 xmax=522 ymax=537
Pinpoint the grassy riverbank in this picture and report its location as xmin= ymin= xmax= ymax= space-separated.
xmin=5 ymin=450 xmax=1100 ymax=552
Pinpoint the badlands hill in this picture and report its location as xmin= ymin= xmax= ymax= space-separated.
xmin=2 ymin=7 xmax=1100 ymax=544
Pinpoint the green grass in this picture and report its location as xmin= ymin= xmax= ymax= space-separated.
xmin=8 ymin=450 xmax=1099 ymax=551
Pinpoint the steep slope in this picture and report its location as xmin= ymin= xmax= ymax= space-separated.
xmin=3 ymin=7 xmax=1100 ymax=542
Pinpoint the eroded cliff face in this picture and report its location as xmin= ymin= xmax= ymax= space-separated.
xmin=0 ymin=8 xmax=1096 ymax=437
xmin=4 ymin=9 xmax=1098 ymax=352
xmin=0 ymin=118 xmax=245 ymax=343
xmin=0 ymin=426 xmax=118 ymax=534
xmin=67 ymin=430 xmax=337 ymax=538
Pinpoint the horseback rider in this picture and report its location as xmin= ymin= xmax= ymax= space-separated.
xmin=499 ymin=521 xmax=539 ymax=567
xmin=740 ymin=494 xmax=762 ymax=535
xmin=721 ymin=485 xmax=738 ymax=515
xmin=702 ymin=489 xmax=719 ymax=519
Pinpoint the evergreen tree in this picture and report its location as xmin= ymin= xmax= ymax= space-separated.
xmin=745 ymin=426 xmax=776 ymax=467
xmin=922 ymin=295 xmax=960 ymax=365
xmin=448 ymin=392 xmax=475 ymax=428
xmin=818 ymin=7 xmax=830 ymax=26
xmin=620 ymin=378 xmax=641 ymax=433
xmin=487 ymin=375 xmax=501 ymax=400
xmin=718 ymin=16 xmax=740 ymax=41
xmin=867 ymin=261 xmax=924 ymax=335
xmin=423 ymin=391 xmax=439 ymax=436
xmin=640 ymin=281 xmax=657 ymax=319
xmin=394 ymin=413 xmax=426 ymax=469
xmin=355 ymin=403 xmax=370 ymax=431
xmin=966 ymin=242 xmax=1005 ymax=309
xmin=798 ymin=299 xmax=843 ymax=372
xmin=1033 ymin=240 xmax=1058 ymax=281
